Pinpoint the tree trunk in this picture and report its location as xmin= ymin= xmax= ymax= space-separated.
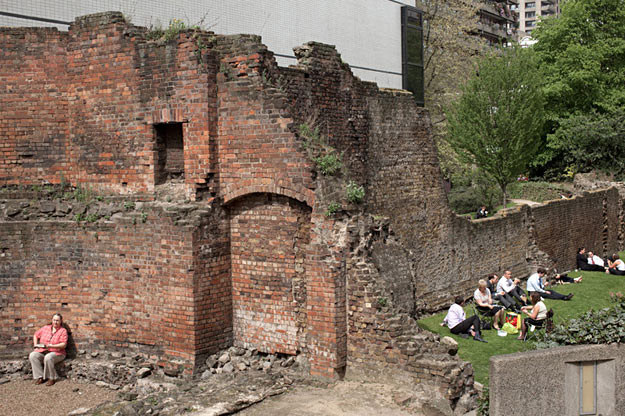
xmin=501 ymin=183 xmax=508 ymax=210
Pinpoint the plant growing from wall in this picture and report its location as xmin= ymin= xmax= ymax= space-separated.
xmin=346 ymin=181 xmax=365 ymax=204
xmin=324 ymin=202 xmax=341 ymax=217
xmin=299 ymin=123 xmax=343 ymax=176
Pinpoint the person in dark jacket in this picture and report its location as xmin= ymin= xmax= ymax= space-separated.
xmin=576 ymin=247 xmax=604 ymax=272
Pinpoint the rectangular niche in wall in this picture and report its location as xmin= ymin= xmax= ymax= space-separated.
xmin=565 ymin=359 xmax=615 ymax=416
xmin=154 ymin=122 xmax=184 ymax=184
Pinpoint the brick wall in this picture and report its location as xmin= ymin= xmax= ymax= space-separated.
xmin=1 ymin=12 xmax=623 ymax=389
xmin=229 ymin=193 xmax=310 ymax=355
xmin=0 ymin=28 xmax=69 ymax=185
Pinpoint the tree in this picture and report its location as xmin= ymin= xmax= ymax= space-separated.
xmin=415 ymin=0 xmax=488 ymax=182
xmin=531 ymin=0 xmax=625 ymax=178
xmin=548 ymin=109 xmax=625 ymax=179
xmin=445 ymin=47 xmax=545 ymax=207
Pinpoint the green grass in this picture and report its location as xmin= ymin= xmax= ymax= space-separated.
xmin=507 ymin=181 xmax=572 ymax=202
xmin=417 ymin=266 xmax=625 ymax=386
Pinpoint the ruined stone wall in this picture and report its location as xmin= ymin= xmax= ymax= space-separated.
xmin=531 ymin=189 xmax=620 ymax=271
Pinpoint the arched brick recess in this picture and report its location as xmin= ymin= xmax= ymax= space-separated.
xmin=228 ymin=193 xmax=311 ymax=354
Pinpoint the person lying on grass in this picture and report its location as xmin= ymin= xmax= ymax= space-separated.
xmin=474 ymin=279 xmax=505 ymax=330
xmin=517 ymin=292 xmax=551 ymax=340
xmin=441 ymin=295 xmax=487 ymax=343
xmin=553 ymin=269 xmax=582 ymax=284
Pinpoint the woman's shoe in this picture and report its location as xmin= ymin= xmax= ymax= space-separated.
xmin=46 ymin=379 xmax=55 ymax=386
xmin=34 ymin=378 xmax=44 ymax=385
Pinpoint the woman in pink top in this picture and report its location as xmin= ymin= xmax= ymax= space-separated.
xmin=29 ymin=313 xmax=68 ymax=386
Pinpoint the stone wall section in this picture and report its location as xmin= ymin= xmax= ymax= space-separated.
xmin=346 ymin=215 xmax=475 ymax=408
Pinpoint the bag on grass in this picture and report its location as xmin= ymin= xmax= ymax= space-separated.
xmin=502 ymin=322 xmax=518 ymax=334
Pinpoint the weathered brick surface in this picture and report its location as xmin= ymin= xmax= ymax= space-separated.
xmin=0 ymin=12 xmax=622 ymax=395
xmin=229 ymin=193 xmax=310 ymax=355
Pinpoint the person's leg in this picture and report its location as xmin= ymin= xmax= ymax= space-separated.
xmin=517 ymin=319 xmax=527 ymax=340
xmin=609 ymin=268 xmax=625 ymax=276
xmin=29 ymin=351 xmax=44 ymax=381
xmin=43 ymin=352 xmax=64 ymax=382
xmin=581 ymin=264 xmax=605 ymax=272
xmin=494 ymin=293 xmax=513 ymax=309
xmin=494 ymin=307 xmax=505 ymax=329
xmin=541 ymin=290 xmax=569 ymax=300
xmin=509 ymin=287 xmax=527 ymax=305
xmin=450 ymin=316 xmax=477 ymax=335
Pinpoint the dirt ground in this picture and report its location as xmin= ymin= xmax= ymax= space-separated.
xmin=235 ymin=381 xmax=416 ymax=416
xmin=0 ymin=378 xmax=117 ymax=416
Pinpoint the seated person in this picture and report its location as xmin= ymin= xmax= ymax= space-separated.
xmin=606 ymin=253 xmax=625 ymax=275
xmin=441 ymin=296 xmax=487 ymax=343
xmin=486 ymin=273 xmax=516 ymax=311
xmin=517 ymin=292 xmax=551 ymax=340
xmin=29 ymin=313 xmax=68 ymax=386
xmin=577 ymin=247 xmax=604 ymax=272
xmin=476 ymin=205 xmax=488 ymax=219
xmin=527 ymin=267 xmax=573 ymax=300
xmin=474 ymin=279 xmax=505 ymax=330
xmin=496 ymin=270 xmax=528 ymax=306
xmin=587 ymin=251 xmax=604 ymax=268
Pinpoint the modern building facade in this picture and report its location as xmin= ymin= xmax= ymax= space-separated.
xmin=0 ymin=0 xmax=423 ymax=101
xmin=477 ymin=0 xmax=519 ymax=45
xmin=517 ymin=0 xmax=559 ymax=35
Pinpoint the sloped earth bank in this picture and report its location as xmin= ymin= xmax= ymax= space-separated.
xmin=1 ymin=349 xmax=473 ymax=416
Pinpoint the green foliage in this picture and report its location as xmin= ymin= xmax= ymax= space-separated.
xmin=124 ymin=201 xmax=136 ymax=211
xmin=299 ymin=123 xmax=344 ymax=176
xmin=324 ymin=202 xmax=341 ymax=217
xmin=141 ymin=211 xmax=148 ymax=223
xmin=448 ymin=186 xmax=486 ymax=214
xmin=535 ymin=292 xmax=625 ymax=349
xmin=299 ymin=123 xmax=322 ymax=148
xmin=506 ymin=181 xmax=571 ymax=202
xmin=72 ymin=186 xmax=94 ymax=203
xmin=477 ymin=387 xmax=489 ymax=416
xmin=445 ymin=46 xmax=545 ymax=207
xmin=313 ymin=153 xmax=342 ymax=176
xmin=532 ymin=0 xmax=625 ymax=176
xmin=85 ymin=213 xmax=99 ymax=223
xmin=74 ymin=213 xmax=84 ymax=222
xmin=377 ymin=297 xmax=388 ymax=308
xmin=544 ymin=110 xmax=625 ymax=180
xmin=146 ymin=18 xmax=188 ymax=41
xmin=346 ymin=181 xmax=365 ymax=204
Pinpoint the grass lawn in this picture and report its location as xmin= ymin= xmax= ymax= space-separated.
xmin=417 ymin=266 xmax=625 ymax=386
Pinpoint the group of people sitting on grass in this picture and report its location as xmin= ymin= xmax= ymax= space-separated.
xmin=577 ymin=247 xmax=625 ymax=275
xmin=442 ymin=267 xmax=575 ymax=343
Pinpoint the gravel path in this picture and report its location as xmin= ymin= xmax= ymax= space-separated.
xmin=0 ymin=378 xmax=117 ymax=416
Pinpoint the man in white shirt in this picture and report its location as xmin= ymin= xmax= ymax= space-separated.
xmin=496 ymin=270 xmax=528 ymax=306
xmin=587 ymin=251 xmax=604 ymax=267
xmin=527 ymin=267 xmax=573 ymax=300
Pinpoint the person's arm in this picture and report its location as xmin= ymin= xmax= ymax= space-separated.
xmin=528 ymin=304 xmax=540 ymax=319
xmin=33 ymin=333 xmax=39 ymax=347
xmin=48 ymin=328 xmax=68 ymax=349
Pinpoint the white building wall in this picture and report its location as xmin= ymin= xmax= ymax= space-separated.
xmin=0 ymin=0 xmax=416 ymax=89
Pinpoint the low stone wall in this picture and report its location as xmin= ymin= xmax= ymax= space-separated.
xmin=490 ymin=344 xmax=625 ymax=416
